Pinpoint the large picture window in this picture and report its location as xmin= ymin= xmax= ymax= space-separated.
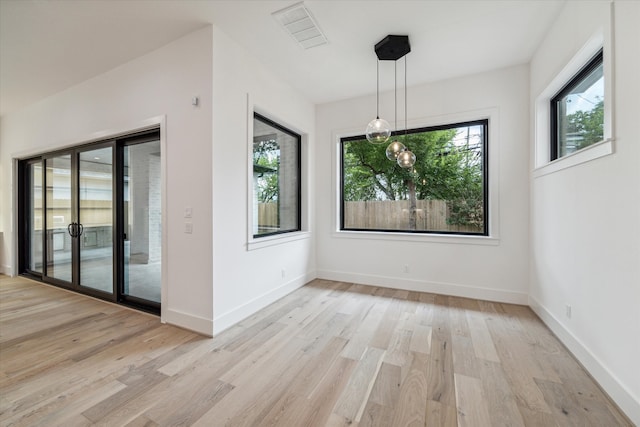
xmin=252 ymin=113 xmax=301 ymax=238
xmin=341 ymin=120 xmax=488 ymax=235
xmin=550 ymin=50 xmax=604 ymax=161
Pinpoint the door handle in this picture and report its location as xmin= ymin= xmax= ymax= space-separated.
xmin=67 ymin=222 xmax=82 ymax=238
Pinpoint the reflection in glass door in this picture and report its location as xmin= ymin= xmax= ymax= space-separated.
xmin=123 ymin=140 xmax=161 ymax=304
xmin=78 ymin=147 xmax=114 ymax=294
xmin=27 ymin=161 xmax=44 ymax=273
xmin=45 ymin=155 xmax=73 ymax=283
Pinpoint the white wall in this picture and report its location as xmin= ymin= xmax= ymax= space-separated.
xmin=0 ymin=23 xmax=317 ymax=337
xmin=210 ymin=27 xmax=316 ymax=334
xmin=529 ymin=1 xmax=640 ymax=423
xmin=0 ymin=26 xmax=215 ymax=334
xmin=316 ymin=64 xmax=530 ymax=304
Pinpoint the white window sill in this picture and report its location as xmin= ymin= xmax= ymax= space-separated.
xmin=333 ymin=230 xmax=499 ymax=246
xmin=247 ymin=231 xmax=311 ymax=251
xmin=533 ymin=138 xmax=614 ymax=179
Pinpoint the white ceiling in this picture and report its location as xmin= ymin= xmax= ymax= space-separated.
xmin=0 ymin=0 xmax=566 ymax=117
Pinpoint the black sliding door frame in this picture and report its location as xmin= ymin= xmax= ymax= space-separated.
xmin=42 ymin=148 xmax=80 ymax=290
xmin=117 ymin=131 xmax=162 ymax=313
xmin=76 ymin=140 xmax=118 ymax=301
xmin=18 ymin=158 xmax=45 ymax=280
xmin=17 ymin=128 xmax=161 ymax=315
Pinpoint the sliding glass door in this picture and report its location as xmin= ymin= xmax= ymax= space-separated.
xmin=26 ymin=161 xmax=44 ymax=274
xmin=19 ymin=129 xmax=161 ymax=314
xmin=44 ymin=154 xmax=74 ymax=284
xmin=123 ymin=140 xmax=162 ymax=304
xmin=78 ymin=145 xmax=114 ymax=294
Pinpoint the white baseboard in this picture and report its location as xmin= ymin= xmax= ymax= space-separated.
xmin=528 ymin=296 xmax=640 ymax=425
xmin=316 ymin=269 xmax=528 ymax=305
xmin=162 ymin=308 xmax=214 ymax=337
xmin=0 ymin=265 xmax=13 ymax=276
xmin=212 ymin=271 xmax=316 ymax=335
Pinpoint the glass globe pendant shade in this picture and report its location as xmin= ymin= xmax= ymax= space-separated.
xmin=386 ymin=140 xmax=406 ymax=160
xmin=366 ymin=118 xmax=391 ymax=144
xmin=397 ymin=149 xmax=416 ymax=168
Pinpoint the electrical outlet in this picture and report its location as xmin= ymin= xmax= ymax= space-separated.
xmin=565 ymin=304 xmax=572 ymax=319
xmin=281 ymin=269 xmax=286 ymax=279
xmin=184 ymin=222 xmax=193 ymax=234
xmin=403 ymin=264 xmax=409 ymax=273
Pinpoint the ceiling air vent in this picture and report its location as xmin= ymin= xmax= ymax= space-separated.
xmin=272 ymin=2 xmax=327 ymax=49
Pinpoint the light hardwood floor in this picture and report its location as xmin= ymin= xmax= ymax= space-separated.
xmin=0 ymin=275 xmax=632 ymax=426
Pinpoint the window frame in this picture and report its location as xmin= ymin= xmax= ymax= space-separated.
xmin=339 ymin=119 xmax=489 ymax=237
xmin=251 ymin=112 xmax=302 ymax=239
xmin=549 ymin=49 xmax=604 ymax=161
xmin=533 ymin=24 xmax=614 ymax=178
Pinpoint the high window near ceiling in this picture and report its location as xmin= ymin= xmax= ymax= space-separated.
xmin=252 ymin=113 xmax=301 ymax=238
xmin=341 ymin=120 xmax=488 ymax=235
xmin=533 ymin=30 xmax=612 ymax=177
xmin=550 ymin=49 xmax=604 ymax=161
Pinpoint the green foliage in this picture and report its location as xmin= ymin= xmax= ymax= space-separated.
xmin=254 ymin=139 xmax=279 ymax=203
xmin=343 ymin=126 xmax=484 ymax=227
xmin=447 ymin=197 xmax=484 ymax=227
xmin=566 ymin=99 xmax=604 ymax=150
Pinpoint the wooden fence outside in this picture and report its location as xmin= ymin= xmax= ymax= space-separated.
xmin=257 ymin=200 xmax=482 ymax=233
xmin=343 ymin=199 xmax=481 ymax=233
xmin=258 ymin=203 xmax=279 ymax=227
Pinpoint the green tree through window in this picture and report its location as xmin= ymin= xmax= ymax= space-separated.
xmin=566 ymin=99 xmax=604 ymax=151
xmin=552 ymin=49 xmax=603 ymax=160
xmin=253 ymin=137 xmax=279 ymax=203
xmin=342 ymin=120 xmax=487 ymax=234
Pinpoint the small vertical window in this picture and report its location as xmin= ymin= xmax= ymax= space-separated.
xmin=252 ymin=113 xmax=301 ymax=238
xmin=551 ymin=50 xmax=604 ymax=160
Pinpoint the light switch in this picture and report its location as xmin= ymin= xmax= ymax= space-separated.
xmin=184 ymin=207 xmax=192 ymax=218
xmin=184 ymin=222 xmax=193 ymax=234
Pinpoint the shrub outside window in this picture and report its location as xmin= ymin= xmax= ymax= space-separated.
xmin=341 ymin=120 xmax=488 ymax=235
xmin=550 ymin=50 xmax=604 ymax=161
xmin=252 ymin=113 xmax=301 ymax=238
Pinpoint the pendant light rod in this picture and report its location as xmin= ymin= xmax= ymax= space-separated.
xmin=366 ymin=58 xmax=391 ymax=144
xmin=404 ymin=55 xmax=408 ymax=138
xmin=398 ymin=50 xmax=415 ymax=169
xmin=376 ymin=59 xmax=380 ymax=118
xmin=394 ymin=60 xmax=398 ymax=133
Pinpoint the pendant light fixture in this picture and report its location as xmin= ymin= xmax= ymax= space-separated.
xmin=396 ymin=54 xmax=416 ymax=169
xmin=365 ymin=59 xmax=391 ymax=144
xmin=367 ymin=35 xmax=416 ymax=168
xmin=386 ymin=60 xmax=407 ymax=160
xmin=397 ymin=148 xmax=416 ymax=168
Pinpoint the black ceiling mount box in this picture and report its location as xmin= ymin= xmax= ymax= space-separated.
xmin=374 ymin=35 xmax=411 ymax=61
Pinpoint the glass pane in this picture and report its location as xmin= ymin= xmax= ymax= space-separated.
xmin=556 ymin=60 xmax=604 ymax=158
xmin=45 ymin=155 xmax=72 ymax=282
xmin=124 ymin=141 xmax=161 ymax=303
xmin=342 ymin=122 xmax=486 ymax=234
xmin=252 ymin=114 xmax=300 ymax=237
xmin=79 ymin=147 xmax=113 ymax=294
xmin=29 ymin=162 xmax=43 ymax=272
